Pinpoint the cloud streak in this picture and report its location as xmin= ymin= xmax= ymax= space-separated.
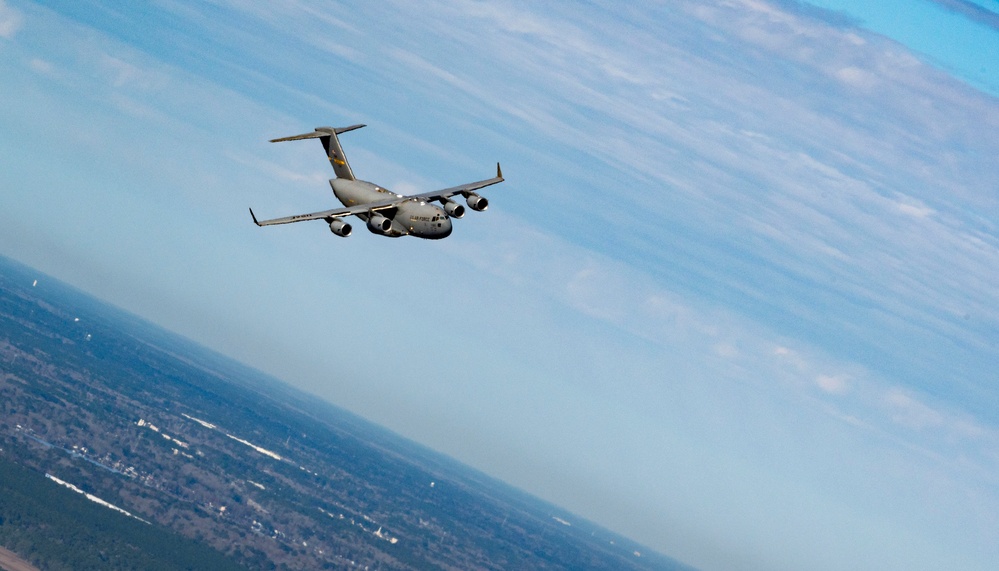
xmin=0 ymin=0 xmax=22 ymax=39
xmin=929 ymin=0 xmax=999 ymax=30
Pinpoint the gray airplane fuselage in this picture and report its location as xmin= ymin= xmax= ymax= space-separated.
xmin=330 ymin=178 xmax=452 ymax=239
xmin=251 ymin=124 xmax=500 ymax=237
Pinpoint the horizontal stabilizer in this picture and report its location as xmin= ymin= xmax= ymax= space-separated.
xmin=269 ymin=132 xmax=323 ymax=143
xmin=331 ymin=124 xmax=366 ymax=135
xmin=269 ymin=124 xmax=366 ymax=143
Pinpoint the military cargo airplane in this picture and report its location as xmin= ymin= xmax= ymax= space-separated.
xmin=249 ymin=124 xmax=503 ymax=239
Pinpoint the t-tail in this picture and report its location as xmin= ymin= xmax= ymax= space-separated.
xmin=270 ymin=124 xmax=365 ymax=180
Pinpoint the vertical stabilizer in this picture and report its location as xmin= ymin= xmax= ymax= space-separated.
xmin=316 ymin=127 xmax=356 ymax=180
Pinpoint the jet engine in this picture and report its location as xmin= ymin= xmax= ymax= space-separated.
xmin=328 ymin=218 xmax=352 ymax=237
xmin=466 ymin=193 xmax=488 ymax=211
xmin=366 ymin=213 xmax=393 ymax=235
xmin=442 ymin=199 xmax=465 ymax=219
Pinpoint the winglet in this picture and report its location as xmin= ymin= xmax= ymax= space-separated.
xmin=249 ymin=208 xmax=261 ymax=226
xmin=497 ymin=162 xmax=503 ymax=180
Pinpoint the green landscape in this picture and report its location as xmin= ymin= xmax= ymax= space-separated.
xmin=0 ymin=255 xmax=684 ymax=570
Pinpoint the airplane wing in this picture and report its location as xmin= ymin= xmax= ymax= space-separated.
xmin=250 ymin=163 xmax=504 ymax=227
xmin=249 ymin=201 xmax=396 ymax=226
xmin=407 ymin=163 xmax=504 ymax=203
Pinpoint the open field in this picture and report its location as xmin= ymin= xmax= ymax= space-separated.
xmin=0 ymin=546 xmax=39 ymax=571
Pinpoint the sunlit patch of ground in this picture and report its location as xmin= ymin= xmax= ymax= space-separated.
xmin=0 ymin=546 xmax=40 ymax=571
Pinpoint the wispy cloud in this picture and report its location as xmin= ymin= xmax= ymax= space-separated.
xmin=929 ymin=0 xmax=999 ymax=30
xmin=322 ymin=0 xmax=999 ymax=439
xmin=0 ymin=0 xmax=23 ymax=39
xmin=884 ymin=388 xmax=945 ymax=430
xmin=816 ymin=374 xmax=850 ymax=395
xmin=445 ymin=210 xmax=997 ymax=466
xmin=28 ymin=57 xmax=54 ymax=75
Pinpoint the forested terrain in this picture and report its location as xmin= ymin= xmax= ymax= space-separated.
xmin=0 ymin=255 xmax=687 ymax=571
xmin=0 ymin=455 xmax=246 ymax=571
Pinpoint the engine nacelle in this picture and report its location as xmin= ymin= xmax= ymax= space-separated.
xmin=366 ymin=213 xmax=393 ymax=235
xmin=328 ymin=218 xmax=352 ymax=237
xmin=466 ymin=193 xmax=488 ymax=212
xmin=442 ymin=199 xmax=465 ymax=219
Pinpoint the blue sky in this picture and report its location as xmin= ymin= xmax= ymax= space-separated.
xmin=805 ymin=0 xmax=999 ymax=94
xmin=1 ymin=1 xmax=997 ymax=570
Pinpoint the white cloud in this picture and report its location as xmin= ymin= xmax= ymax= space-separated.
xmin=714 ymin=343 xmax=739 ymax=358
xmin=223 ymin=150 xmax=329 ymax=187
xmin=29 ymin=57 xmax=53 ymax=75
xmin=412 ymin=1 xmax=999 ymax=369
xmin=835 ymin=66 xmax=877 ymax=89
xmin=816 ymin=374 xmax=850 ymax=395
xmin=98 ymin=54 xmax=169 ymax=90
xmin=895 ymin=198 xmax=935 ymax=218
xmin=0 ymin=0 xmax=23 ymax=39
xmin=885 ymin=389 xmax=945 ymax=430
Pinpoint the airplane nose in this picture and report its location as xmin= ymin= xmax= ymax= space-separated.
xmin=441 ymin=217 xmax=453 ymax=237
